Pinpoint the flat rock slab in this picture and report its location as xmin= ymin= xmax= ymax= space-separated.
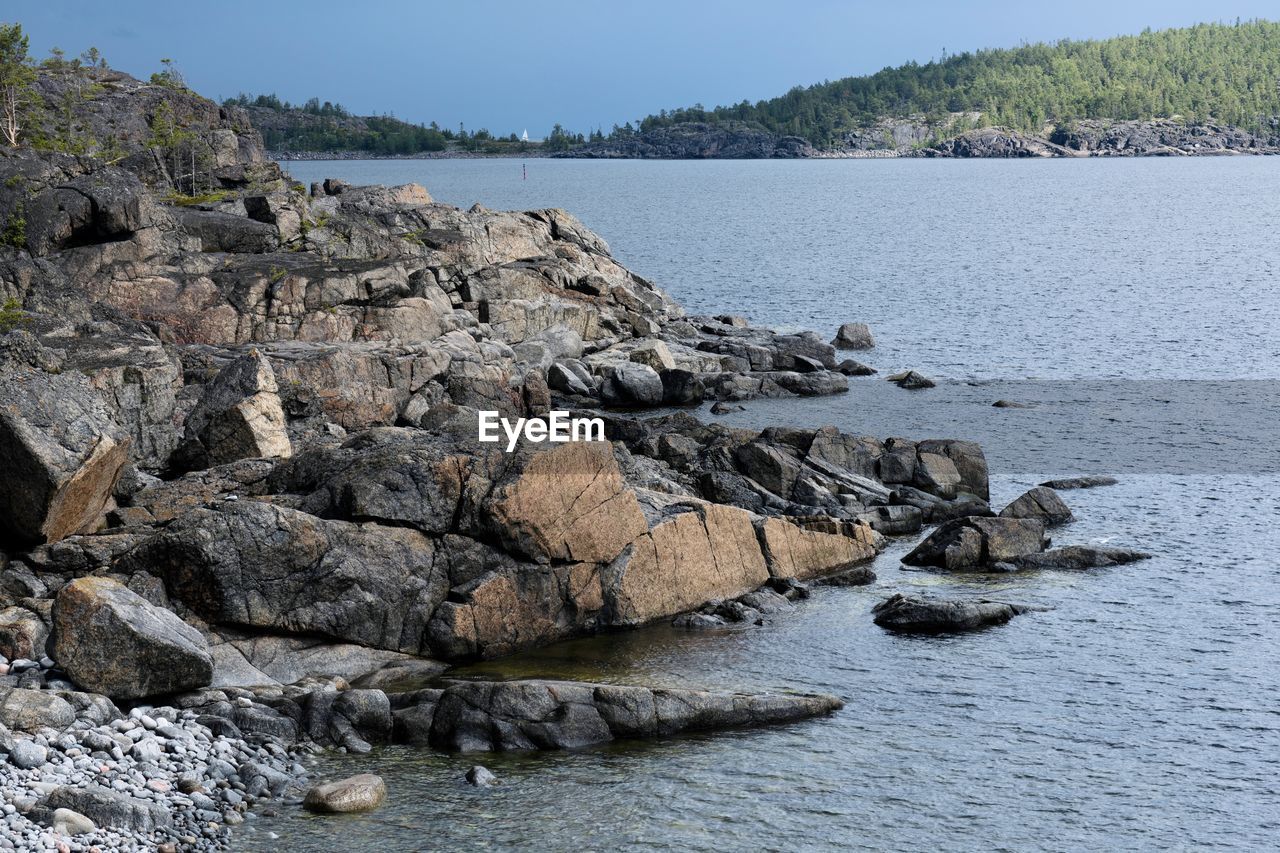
xmin=1003 ymin=545 xmax=1152 ymax=571
xmin=396 ymin=678 xmax=843 ymax=753
xmin=1039 ymin=475 xmax=1118 ymax=490
xmin=872 ymin=593 xmax=1030 ymax=633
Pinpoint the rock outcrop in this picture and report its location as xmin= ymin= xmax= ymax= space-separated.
xmin=392 ymin=678 xmax=843 ymax=752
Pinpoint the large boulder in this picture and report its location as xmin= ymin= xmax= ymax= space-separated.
xmin=832 ymin=322 xmax=874 ymax=350
xmin=599 ymin=362 xmax=664 ymax=407
xmin=52 ymin=577 xmax=213 ymax=700
xmin=486 ymin=440 xmax=648 ymax=564
xmin=0 ymin=359 xmax=129 ymax=545
xmin=999 ymin=486 xmax=1074 ymax=525
xmin=181 ymin=350 xmax=291 ymax=468
xmin=901 ymin=516 xmax=1047 ymax=569
xmin=416 ymin=679 xmax=843 ymax=752
xmin=872 ymin=593 xmax=1029 ymax=633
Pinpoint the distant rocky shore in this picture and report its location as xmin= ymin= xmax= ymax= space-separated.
xmin=560 ymin=116 xmax=1280 ymax=159
xmin=0 ymin=66 xmax=1148 ymax=850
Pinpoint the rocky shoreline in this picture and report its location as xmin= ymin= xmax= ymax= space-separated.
xmin=558 ymin=116 xmax=1280 ymax=159
xmin=0 ymin=66 xmax=1150 ymax=850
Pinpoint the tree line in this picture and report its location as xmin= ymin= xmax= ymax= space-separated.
xmin=626 ymin=20 xmax=1280 ymax=147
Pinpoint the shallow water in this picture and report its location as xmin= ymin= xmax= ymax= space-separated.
xmin=239 ymin=158 xmax=1280 ymax=851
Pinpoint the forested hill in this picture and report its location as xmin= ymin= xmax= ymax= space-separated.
xmin=222 ymin=93 xmax=542 ymax=156
xmin=614 ymin=20 xmax=1280 ymax=152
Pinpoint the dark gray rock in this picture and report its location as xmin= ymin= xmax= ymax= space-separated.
xmin=818 ymin=565 xmax=877 ymax=586
xmin=999 ymin=486 xmax=1074 ymax=526
xmin=52 ymin=576 xmax=213 ymax=700
xmin=659 ymin=368 xmax=705 ymax=405
xmin=0 ymin=354 xmax=129 ymax=545
xmin=887 ymin=370 xmax=935 ymax=389
xmin=835 ymin=358 xmax=876 ymax=376
xmin=1039 ymin=475 xmax=1119 ymax=490
xmin=42 ymin=785 xmax=172 ymax=834
xmin=902 ymin=516 xmax=1047 ymax=570
xmin=171 ymin=207 xmax=280 ymax=253
xmin=121 ymin=500 xmax=447 ymax=654
xmin=1004 ymin=545 xmax=1152 ymax=571
xmin=832 ymin=322 xmax=874 ymax=350
xmin=872 ymin=593 xmax=1030 ymax=633
xmin=416 ymin=679 xmax=843 ymax=753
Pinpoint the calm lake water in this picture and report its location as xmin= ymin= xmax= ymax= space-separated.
xmin=238 ymin=158 xmax=1280 ymax=852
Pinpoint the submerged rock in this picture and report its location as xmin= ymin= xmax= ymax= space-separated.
xmin=835 ymin=358 xmax=876 ymax=376
xmin=466 ymin=766 xmax=499 ymax=787
xmin=999 ymin=486 xmax=1074 ymax=526
xmin=886 ymin=370 xmax=935 ymax=389
xmin=303 ymin=774 xmax=387 ymax=813
xmin=1039 ymin=475 xmax=1118 ymax=490
xmin=872 ymin=593 xmax=1029 ymax=633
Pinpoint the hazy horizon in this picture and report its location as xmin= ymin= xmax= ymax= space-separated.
xmin=7 ymin=1 xmax=1278 ymax=136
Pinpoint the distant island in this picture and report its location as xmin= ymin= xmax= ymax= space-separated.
xmin=242 ymin=21 xmax=1280 ymax=159
xmin=222 ymin=94 xmax=589 ymax=159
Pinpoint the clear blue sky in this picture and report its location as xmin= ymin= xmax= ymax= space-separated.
xmin=7 ymin=1 xmax=1276 ymax=135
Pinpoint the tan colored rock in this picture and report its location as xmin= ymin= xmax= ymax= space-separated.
xmin=757 ymin=517 xmax=877 ymax=580
xmin=303 ymin=774 xmax=387 ymax=813
xmin=488 ymin=441 xmax=648 ymax=564
xmin=606 ymin=502 xmax=770 ymax=626
xmin=628 ymin=340 xmax=676 ymax=371
xmin=183 ymin=351 xmax=291 ymax=466
xmin=430 ymin=561 xmax=603 ymax=659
